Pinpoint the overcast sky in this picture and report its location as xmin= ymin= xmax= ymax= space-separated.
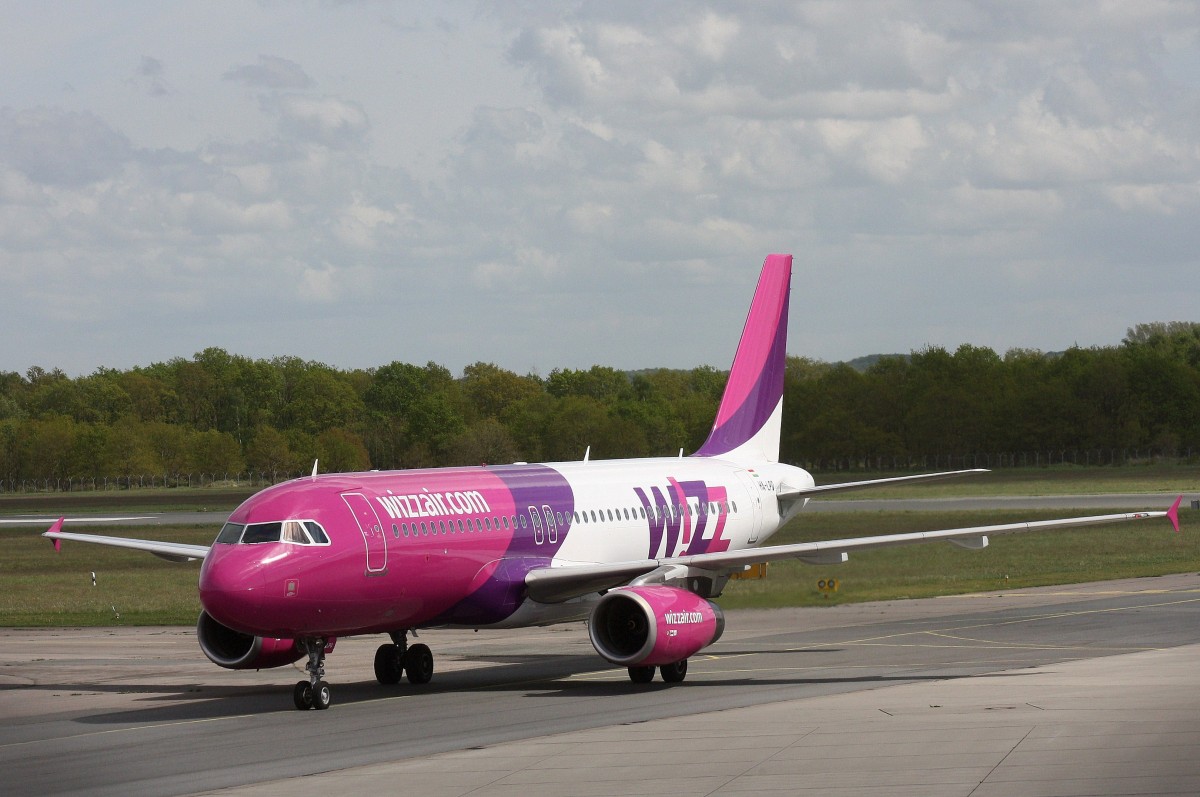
xmin=2 ymin=2 xmax=1199 ymax=378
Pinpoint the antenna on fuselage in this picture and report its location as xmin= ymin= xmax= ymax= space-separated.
xmin=679 ymin=448 xmax=684 ymax=457
xmin=583 ymin=445 xmax=590 ymax=463
xmin=311 ymin=459 xmax=319 ymax=480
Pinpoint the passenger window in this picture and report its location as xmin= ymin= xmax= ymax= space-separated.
xmin=391 ymin=523 xmax=399 ymax=538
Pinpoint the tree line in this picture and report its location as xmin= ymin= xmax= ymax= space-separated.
xmin=1 ymin=322 xmax=1198 ymax=487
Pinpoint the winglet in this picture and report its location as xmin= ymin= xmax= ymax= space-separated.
xmin=46 ymin=517 xmax=65 ymax=551
xmin=1167 ymin=495 xmax=1182 ymax=533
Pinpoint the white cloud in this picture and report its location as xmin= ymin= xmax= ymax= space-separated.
xmin=2 ymin=1 xmax=1200 ymax=375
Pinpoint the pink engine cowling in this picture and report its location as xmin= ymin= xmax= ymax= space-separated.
xmin=588 ymin=585 xmax=725 ymax=667
xmin=196 ymin=611 xmax=306 ymax=670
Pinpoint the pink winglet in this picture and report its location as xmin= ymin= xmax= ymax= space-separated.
xmin=47 ymin=516 xmax=65 ymax=551
xmin=1167 ymin=495 xmax=1182 ymax=533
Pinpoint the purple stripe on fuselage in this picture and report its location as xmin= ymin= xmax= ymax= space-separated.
xmin=433 ymin=464 xmax=575 ymax=625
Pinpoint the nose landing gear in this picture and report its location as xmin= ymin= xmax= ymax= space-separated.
xmin=293 ymin=637 xmax=332 ymax=710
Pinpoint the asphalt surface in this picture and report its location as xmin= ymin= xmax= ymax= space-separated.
xmin=4 ymin=573 xmax=1200 ymax=796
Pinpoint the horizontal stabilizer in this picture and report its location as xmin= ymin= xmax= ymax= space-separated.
xmin=779 ymin=469 xmax=988 ymax=500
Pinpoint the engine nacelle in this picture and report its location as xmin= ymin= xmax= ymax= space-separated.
xmin=196 ymin=611 xmax=305 ymax=670
xmin=588 ymin=586 xmax=725 ymax=667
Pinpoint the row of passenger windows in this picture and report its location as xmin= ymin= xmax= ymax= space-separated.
xmin=215 ymin=520 xmax=331 ymax=546
xmin=390 ymin=500 xmax=738 ymax=539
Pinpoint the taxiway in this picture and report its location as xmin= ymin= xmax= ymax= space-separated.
xmin=3 ymin=573 xmax=1200 ymax=796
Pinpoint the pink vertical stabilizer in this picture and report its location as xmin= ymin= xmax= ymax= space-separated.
xmin=694 ymin=254 xmax=792 ymax=463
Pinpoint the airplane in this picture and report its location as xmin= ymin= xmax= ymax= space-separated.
xmin=42 ymin=254 xmax=1182 ymax=711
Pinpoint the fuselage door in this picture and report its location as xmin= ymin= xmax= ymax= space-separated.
xmin=733 ymin=470 xmax=764 ymax=543
xmin=342 ymin=492 xmax=388 ymax=575
xmin=541 ymin=505 xmax=558 ymax=544
xmin=528 ymin=506 xmax=544 ymax=545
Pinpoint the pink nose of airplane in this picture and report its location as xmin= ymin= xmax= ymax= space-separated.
xmin=199 ymin=545 xmax=267 ymax=631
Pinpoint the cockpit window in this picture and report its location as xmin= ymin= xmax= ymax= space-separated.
xmin=234 ymin=519 xmax=330 ymax=545
xmin=242 ymin=522 xmax=283 ymax=544
xmin=215 ymin=522 xmax=245 ymax=544
xmin=305 ymin=521 xmax=330 ymax=544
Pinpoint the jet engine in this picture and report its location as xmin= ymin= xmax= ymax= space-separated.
xmin=588 ymin=585 xmax=725 ymax=667
xmin=196 ymin=611 xmax=305 ymax=670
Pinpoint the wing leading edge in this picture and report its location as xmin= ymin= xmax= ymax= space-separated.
xmin=42 ymin=518 xmax=210 ymax=563
xmin=525 ymin=497 xmax=1183 ymax=604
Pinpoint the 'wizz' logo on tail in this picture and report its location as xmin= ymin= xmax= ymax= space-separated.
xmin=634 ymin=478 xmax=731 ymax=559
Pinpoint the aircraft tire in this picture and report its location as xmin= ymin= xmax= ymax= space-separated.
xmin=660 ymin=659 xmax=688 ymax=683
xmin=628 ymin=665 xmax=656 ymax=683
xmin=404 ymin=643 xmax=434 ymax=684
xmin=374 ymin=644 xmax=404 ymax=684
xmin=293 ymin=680 xmax=313 ymax=710
xmin=313 ymin=680 xmax=332 ymax=710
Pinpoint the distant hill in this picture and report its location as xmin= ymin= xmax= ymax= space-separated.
xmin=842 ymin=354 xmax=907 ymax=372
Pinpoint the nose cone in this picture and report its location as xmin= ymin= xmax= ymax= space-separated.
xmin=199 ymin=545 xmax=267 ymax=633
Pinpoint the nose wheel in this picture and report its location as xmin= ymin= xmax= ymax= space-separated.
xmin=293 ymin=678 xmax=331 ymax=710
xmin=293 ymin=637 xmax=332 ymax=710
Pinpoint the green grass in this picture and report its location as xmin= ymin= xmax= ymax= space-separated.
xmin=1 ymin=505 xmax=1196 ymax=625
xmin=717 ymin=506 xmax=1200 ymax=609
xmin=0 ymin=525 xmax=210 ymax=626
xmin=814 ymin=464 xmax=1200 ymax=499
xmin=0 ymin=487 xmax=253 ymax=515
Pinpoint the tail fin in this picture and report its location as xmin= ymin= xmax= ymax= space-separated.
xmin=694 ymin=254 xmax=792 ymax=463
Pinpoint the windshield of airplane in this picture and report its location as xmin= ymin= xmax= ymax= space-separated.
xmin=213 ymin=520 xmax=329 ymax=545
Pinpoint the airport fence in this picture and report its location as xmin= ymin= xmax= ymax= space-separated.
xmin=0 ymin=471 xmax=306 ymax=495
xmin=1 ymin=448 xmax=1196 ymax=493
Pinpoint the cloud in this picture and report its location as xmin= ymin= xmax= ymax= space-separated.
xmin=3 ymin=2 xmax=1200 ymax=376
xmin=0 ymin=107 xmax=132 ymax=187
xmin=134 ymin=56 xmax=170 ymax=97
xmin=272 ymin=95 xmax=369 ymax=148
xmin=224 ymin=55 xmax=315 ymax=90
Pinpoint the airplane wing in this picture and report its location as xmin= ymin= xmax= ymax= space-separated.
xmin=778 ymin=468 xmax=988 ymax=500
xmin=524 ymin=497 xmax=1183 ymax=603
xmin=41 ymin=519 xmax=210 ymax=563
xmin=0 ymin=516 xmax=156 ymax=524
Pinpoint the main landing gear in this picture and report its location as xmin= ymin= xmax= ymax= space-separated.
xmin=374 ymin=630 xmax=434 ymax=686
xmin=293 ymin=637 xmax=332 ymax=711
xmin=627 ymin=659 xmax=688 ymax=684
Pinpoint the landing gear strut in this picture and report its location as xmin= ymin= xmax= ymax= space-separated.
xmin=374 ymin=630 xmax=434 ymax=686
xmin=293 ymin=637 xmax=332 ymax=710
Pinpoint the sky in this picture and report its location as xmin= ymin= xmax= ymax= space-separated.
xmin=2 ymin=1 xmax=1199 ymax=378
